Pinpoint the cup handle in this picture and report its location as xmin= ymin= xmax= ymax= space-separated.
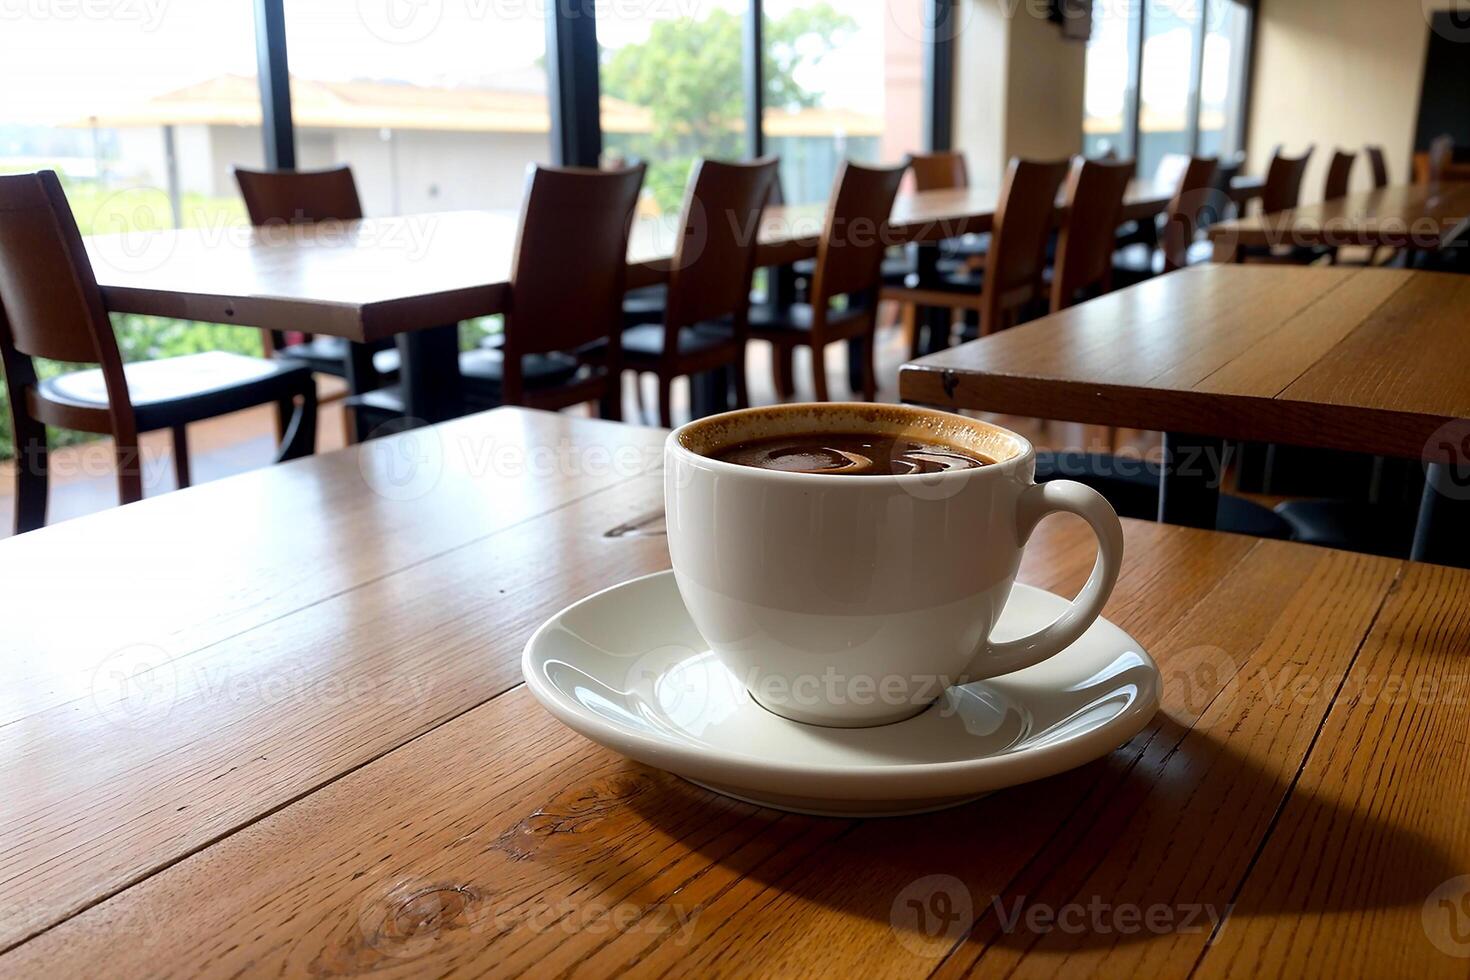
xmin=965 ymin=480 xmax=1125 ymax=680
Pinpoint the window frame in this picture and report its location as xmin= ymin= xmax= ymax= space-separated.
xmin=1091 ymin=0 xmax=1256 ymax=174
xmin=252 ymin=1 xmax=956 ymax=171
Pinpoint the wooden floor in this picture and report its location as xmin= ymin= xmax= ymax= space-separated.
xmin=0 ymin=325 xmax=1159 ymax=538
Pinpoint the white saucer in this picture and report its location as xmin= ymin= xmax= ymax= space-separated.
xmin=521 ymin=570 xmax=1160 ymax=817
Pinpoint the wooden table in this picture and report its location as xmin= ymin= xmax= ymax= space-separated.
xmin=4 ymin=408 xmax=1469 ymax=977
xmin=1208 ymin=181 xmax=1470 ymax=262
xmin=898 ymin=263 xmax=1470 ymax=563
xmin=84 ymin=177 xmax=1261 ymax=423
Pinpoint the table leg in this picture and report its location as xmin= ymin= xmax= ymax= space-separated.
xmin=396 ymin=324 xmax=463 ymax=425
xmin=1158 ymin=432 xmax=1225 ymax=530
xmin=1412 ymin=464 xmax=1470 ymax=567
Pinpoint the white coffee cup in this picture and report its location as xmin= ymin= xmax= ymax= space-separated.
xmin=665 ymin=403 xmax=1125 ymax=728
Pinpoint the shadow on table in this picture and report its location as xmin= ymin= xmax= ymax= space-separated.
xmin=616 ymin=715 xmax=1456 ymax=952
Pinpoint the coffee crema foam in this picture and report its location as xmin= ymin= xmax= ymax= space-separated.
xmin=678 ymin=403 xmax=1026 ymax=474
xmin=713 ymin=432 xmax=992 ymax=476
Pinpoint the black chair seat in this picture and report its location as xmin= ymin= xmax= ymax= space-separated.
xmin=1113 ymin=240 xmax=1214 ymax=288
xmin=748 ymin=303 xmax=869 ymax=334
xmin=460 ymin=348 xmax=582 ymax=389
xmin=1034 ymin=451 xmax=1294 ymax=540
xmin=622 ymin=284 xmax=667 ymax=327
xmin=1274 ymin=499 xmax=1418 ymax=558
xmin=38 ymin=351 xmax=314 ymax=431
xmin=621 ymin=322 xmax=734 ymax=359
xmin=941 ymin=232 xmax=990 ymax=262
xmin=274 ymin=335 xmax=400 ymax=380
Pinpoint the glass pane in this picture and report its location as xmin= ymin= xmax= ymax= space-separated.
xmin=0 ymin=1 xmax=265 ymax=459
xmin=599 ymin=2 xmax=751 ymax=217
xmin=762 ymin=1 xmax=920 ymax=205
xmin=1197 ymin=0 xmax=1250 ymax=158
xmin=1083 ymin=0 xmax=1136 ymax=161
xmin=1137 ymin=0 xmax=1200 ymax=180
xmin=284 ymin=0 xmax=549 ymax=216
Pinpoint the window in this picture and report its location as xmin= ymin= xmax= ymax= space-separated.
xmin=283 ymin=0 xmax=550 ymax=215
xmin=0 ymin=1 xmax=266 ymax=459
xmin=1081 ymin=0 xmax=1252 ymax=177
xmin=763 ymin=1 xmax=922 ymax=205
xmin=597 ymin=2 xmax=752 ymax=217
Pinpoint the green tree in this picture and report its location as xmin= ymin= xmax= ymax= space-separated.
xmin=601 ymin=4 xmax=854 ymax=212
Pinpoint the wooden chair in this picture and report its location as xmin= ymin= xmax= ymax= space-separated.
xmin=748 ymin=161 xmax=906 ymax=401
xmin=232 ymin=166 xmax=398 ymax=399
xmin=0 ymin=171 xmax=316 ymax=534
xmin=1366 ymin=145 xmax=1390 ymax=188
xmin=1323 ymin=150 xmax=1356 ymax=200
xmin=621 ymin=158 xmax=778 ymax=427
xmin=907 ymin=150 xmax=969 ymax=192
xmin=1115 ymin=155 xmax=1218 ymax=283
xmin=349 ymin=166 xmax=646 ymax=427
xmin=890 ymin=157 xmax=1071 ymax=341
xmin=1414 ymin=135 xmax=1454 ymax=184
xmin=1050 ymin=156 xmax=1135 ymax=311
xmin=1259 ymin=146 xmax=1314 ymax=214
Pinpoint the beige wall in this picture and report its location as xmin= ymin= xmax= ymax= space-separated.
xmin=1247 ymin=0 xmax=1435 ymax=201
xmin=953 ymin=0 xmax=1087 ymax=189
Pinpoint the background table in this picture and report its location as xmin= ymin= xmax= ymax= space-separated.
xmin=899 ymin=263 xmax=1470 ymax=563
xmin=84 ymin=177 xmax=1261 ymax=423
xmin=1208 ymin=181 xmax=1470 ymax=262
xmin=3 ymin=408 xmax=1468 ymax=977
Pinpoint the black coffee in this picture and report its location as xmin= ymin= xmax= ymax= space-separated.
xmin=712 ymin=431 xmax=993 ymax=476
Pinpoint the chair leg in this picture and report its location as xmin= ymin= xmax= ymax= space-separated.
xmin=861 ymin=332 xmax=877 ymax=402
xmin=170 ymin=424 xmax=192 ymax=489
xmin=12 ymin=418 xmax=48 ymax=534
xmin=731 ymin=352 xmax=750 ymax=410
xmin=772 ymin=342 xmax=796 ymax=399
xmin=657 ymin=373 xmax=674 ymax=429
xmin=114 ymin=439 xmax=144 ymax=506
xmin=275 ymin=384 xmax=318 ymax=463
xmin=810 ymin=344 xmax=830 ymax=402
xmin=598 ymin=375 xmax=622 ymax=422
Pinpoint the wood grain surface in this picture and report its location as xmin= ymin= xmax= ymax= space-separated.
xmin=1208 ymin=181 xmax=1470 ymax=261
xmin=3 ymin=408 xmax=1460 ymax=978
xmin=899 ymin=263 xmax=1470 ymax=463
xmin=84 ymin=178 xmax=1262 ymax=343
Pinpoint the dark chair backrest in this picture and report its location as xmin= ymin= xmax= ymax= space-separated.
xmin=1260 ymin=147 xmax=1313 ymax=214
xmin=982 ymin=157 xmax=1070 ymax=332
xmin=809 ymin=161 xmax=907 ymax=307
xmin=1051 ymin=156 xmax=1134 ymax=311
xmin=1160 ymin=156 xmax=1218 ymax=273
xmin=905 ymin=151 xmax=969 ymax=192
xmin=1323 ymin=150 xmax=1356 ymax=200
xmin=664 ymin=157 xmax=779 ymax=338
xmin=505 ymin=164 xmax=645 ymax=359
xmin=1366 ymin=145 xmax=1389 ymax=188
xmin=0 ymin=171 xmax=139 ymax=510
xmin=233 ymin=166 xmax=364 ymax=225
xmin=1200 ymin=151 xmax=1245 ymax=232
